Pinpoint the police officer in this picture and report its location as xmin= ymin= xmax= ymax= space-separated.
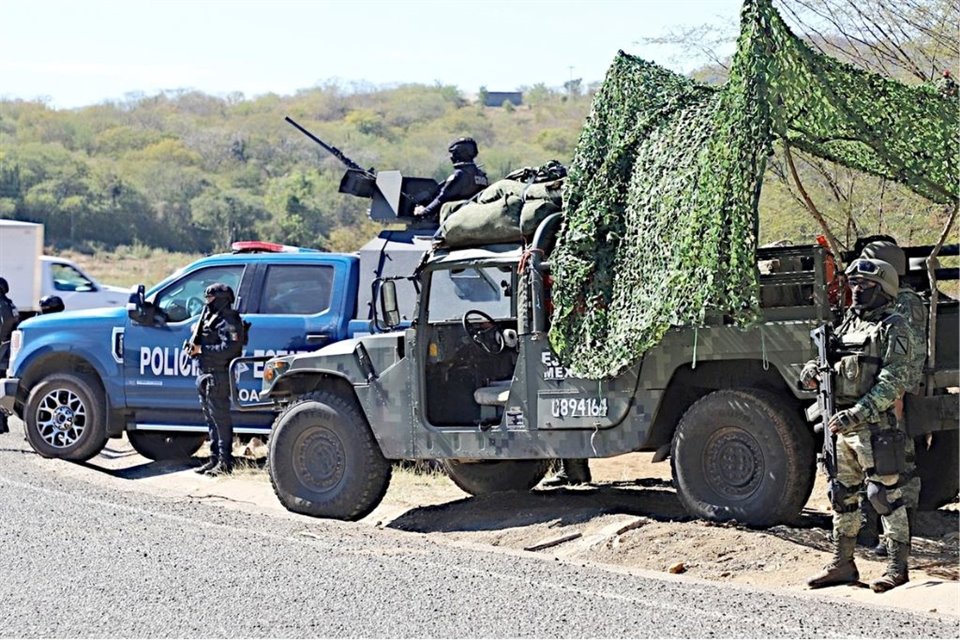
xmin=856 ymin=240 xmax=925 ymax=556
xmin=0 ymin=277 xmax=19 ymax=434
xmin=801 ymin=258 xmax=914 ymax=592
xmin=413 ymin=137 xmax=489 ymax=223
xmin=188 ymin=283 xmax=244 ymax=476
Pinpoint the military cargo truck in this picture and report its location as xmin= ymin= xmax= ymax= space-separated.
xmin=255 ymin=214 xmax=959 ymax=524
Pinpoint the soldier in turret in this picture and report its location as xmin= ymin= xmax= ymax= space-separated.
xmin=414 ymin=137 xmax=489 ymax=223
xmin=801 ymin=258 xmax=914 ymax=592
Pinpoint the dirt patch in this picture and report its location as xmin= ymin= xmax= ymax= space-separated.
xmin=376 ymin=453 xmax=959 ymax=594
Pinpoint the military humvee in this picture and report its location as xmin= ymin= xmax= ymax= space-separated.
xmin=256 ymin=214 xmax=959 ymax=524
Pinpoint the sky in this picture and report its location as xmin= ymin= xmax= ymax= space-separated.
xmin=0 ymin=0 xmax=744 ymax=110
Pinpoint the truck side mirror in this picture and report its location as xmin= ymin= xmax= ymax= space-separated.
xmin=127 ymin=284 xmax=150 ymax=324
xmin=379 ymin=280 xmax=401 ymax=329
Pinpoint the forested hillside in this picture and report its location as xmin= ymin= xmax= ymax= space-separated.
xmin=0 ymin=37 xmax=954 ymax=258
xmin=0 ymin=84 xmax=590 ymax=254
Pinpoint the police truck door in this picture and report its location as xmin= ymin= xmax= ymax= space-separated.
xmin=123 ymin=265 xmax=245 ymax=413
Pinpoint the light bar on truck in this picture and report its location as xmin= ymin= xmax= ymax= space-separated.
xmin=230 ymin=241 xmax=320 ymax=254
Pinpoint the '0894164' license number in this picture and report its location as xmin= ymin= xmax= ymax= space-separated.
xmin=550 ymin=397 xmax=608 ymax=418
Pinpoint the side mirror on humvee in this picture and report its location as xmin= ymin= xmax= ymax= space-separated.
xmin=377 ymin=280 xmax=401 ymax=330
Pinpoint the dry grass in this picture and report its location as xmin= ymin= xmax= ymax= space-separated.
xmin=51 ymin=244 xmax=204 ymax=289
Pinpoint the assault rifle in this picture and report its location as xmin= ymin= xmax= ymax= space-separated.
xmin=810 ymin=323 xmax=837 ymax=478
xmin=183 ymin=307 xmax=211 ymax=354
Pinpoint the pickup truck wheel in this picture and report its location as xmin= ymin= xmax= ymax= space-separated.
xmin=671 ymin=388 xmax=814 ymax=527
xmin=24 ymin=372 xmax=107 ymax=462
xmin=442 ymin=459 xmax=551 ymax=495
xmin=916 ymin=431 xmax=959 ymax=509
xmin=127 ymin=432 xmax=205 ymax=461
xmin=268 ymin=391 xmax=391 ymax=521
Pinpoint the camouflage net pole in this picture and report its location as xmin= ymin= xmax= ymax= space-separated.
xmin=549 ymin=0 xmax=958 ymax=379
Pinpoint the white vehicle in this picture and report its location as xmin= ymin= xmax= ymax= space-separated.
xmin=0 ymin=220 xmax=127 ymax=317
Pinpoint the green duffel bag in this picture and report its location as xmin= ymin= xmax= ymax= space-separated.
xmin=439 ymin=199 xmax=471 ymax=224
xmin=520 ymin=199 xmax=561 ymax=236
xmin=473 ymin=178 xmax=564 ymax=208
xmin=474 ymin=179 xmax=526 ymax=204
xmin=520 ymin=179 xmax=564 ymax=207
xmin=440 ymin=194 xmax=523 ymax=248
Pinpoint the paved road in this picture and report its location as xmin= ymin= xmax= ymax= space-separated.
xmin=0 ymin=424 xmax=957 ymax=638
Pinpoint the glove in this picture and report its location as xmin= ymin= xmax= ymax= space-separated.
xmin=828 ymin=407 xmax=864 ymax=434
xmin=799 ymin=361 xmax=819 ymax=389
xmin=413 ymin=205 xmax=426 ymax=217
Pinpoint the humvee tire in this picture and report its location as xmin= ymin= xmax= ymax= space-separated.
xmin=268 ymin=390 xmax=391 ymax=520
xmin=671 ymin=388 xmax=814 ymax=527
xmin=24 ymin=372 xmax=108 ymax=462
xmin=442 ymin=459 xmax=551 ymax=495
xmin=128 ymin=432 xmax=205 ymax=461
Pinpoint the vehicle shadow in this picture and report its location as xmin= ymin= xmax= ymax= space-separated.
xmin=75 ymin=457 xmax=199 ymax=479
xmin=76 ymin=454 xmax=268 ymax=480
xmin=388 ymin=480 xmax=692 ymax=534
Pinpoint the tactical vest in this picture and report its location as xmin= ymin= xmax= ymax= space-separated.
xmin=834 ymin=313 xmax=901 ymax=403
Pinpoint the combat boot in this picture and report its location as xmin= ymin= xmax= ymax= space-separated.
xmin=807 ymin=535 xmax=859 ymax=588
xmin=870 ymin=539 xmax=909 ymax=592
xmin=194 ymin=456 xmax=218 ymax=474
xmin=204 ymin=459 xmax=234 ymax=477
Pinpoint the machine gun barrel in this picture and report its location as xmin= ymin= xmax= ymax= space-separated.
xmin=810 ymin=323 xmax=837 ymax=478
xmin=284 ymin=116 xmax=370 ymax=175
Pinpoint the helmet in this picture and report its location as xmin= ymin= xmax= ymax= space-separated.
xmin=39 ymin=295 xmax=65 ymax=314
xmin=204 ymin=282 xmax=235 ymax=308
xmin=845 ymin=258 xmax=898 ymax=299
xmin=860 ymin=240 xmax=906 ymax=277
xmin=448 ymin=137 xmax=478 ymax=162
xmin=0 ymin=277 xmax=7 ymax=295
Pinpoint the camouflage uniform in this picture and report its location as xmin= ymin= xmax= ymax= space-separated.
xmin=829 ymin=305 xmax=914 ymax=544
xmin=804 ymin=257 xmax=914 ymax=592
xmin=894 ymin=285 xmax=926 ymax=510
xmin=857 ymin=241 xmax=926 ymax=546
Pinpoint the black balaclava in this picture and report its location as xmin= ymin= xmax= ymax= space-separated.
xmin=851 ymin=282 xmax=887 ymax=313
xmin=204 ymin=283 xmax=234 ymax=313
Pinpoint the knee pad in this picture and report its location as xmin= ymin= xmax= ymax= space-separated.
xmin=866 ymin=479 xmax=897 ymax=516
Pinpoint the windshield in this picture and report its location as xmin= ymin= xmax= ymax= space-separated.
xmin=427 ymin=265 xmax=514 ymax=322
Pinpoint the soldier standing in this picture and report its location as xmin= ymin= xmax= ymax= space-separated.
xmin=801 ymin=258 xmax=914 ymax=592
xmin=0 ymin=277 xmax=19 ymax=434
xmin=856 ymin=240 xmax=925 ymax=555
xmin=188 ymin=283 xmax=244 ymax=476
xmin=413 ymin=137 xmax=489 ymax=223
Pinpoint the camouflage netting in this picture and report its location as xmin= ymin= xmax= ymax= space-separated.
xmin=549 ymin=0 xmax=959 ymax=379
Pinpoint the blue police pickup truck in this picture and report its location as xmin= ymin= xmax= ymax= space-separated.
xmin=0 ymin=232 xmax=432 ymax=462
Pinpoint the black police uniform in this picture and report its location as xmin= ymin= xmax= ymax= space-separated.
xmin=194 ymin=285 xmax=244 ymax=473
xmin=417 ymin=138 xmax=489 ymax=222
xmin=0 ymin=277 xmax=19 ymax=434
